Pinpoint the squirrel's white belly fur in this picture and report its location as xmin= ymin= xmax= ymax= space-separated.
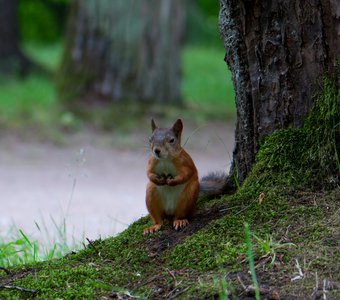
xmin=158 ymin=184 xmax=185 ymax=215
xmin=155 ymin=160 xmax=185 ymax=215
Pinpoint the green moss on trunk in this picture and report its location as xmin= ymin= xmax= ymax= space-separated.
xmin=243 ymin=78 xmax=340 ymax=191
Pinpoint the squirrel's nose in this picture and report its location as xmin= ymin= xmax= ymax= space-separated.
xmin=154 ymin=148 xmax=161 ymax=156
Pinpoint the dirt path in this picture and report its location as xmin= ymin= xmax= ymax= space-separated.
xmin=0 ymin=121 xmax=234 ymax=244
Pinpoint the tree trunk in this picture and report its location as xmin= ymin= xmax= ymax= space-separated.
xmin=219 ymin=0 xmax=340 ymax=183
xmin=58 ymin=0 xmax=185 ymax=106
xmin=0 ymin=0 xmax=32 ymax=75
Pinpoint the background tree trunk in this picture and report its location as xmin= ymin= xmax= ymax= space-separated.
xmin=58 ymin=0 xmax=186 ymax=107
xmin=219 ymin=0 xmax=340 ymax=183
xmin=0 ymin=0 xmax=32 ymax=75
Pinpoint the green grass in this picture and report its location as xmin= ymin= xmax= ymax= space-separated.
xmin=0 ymin=218 xmax=80 ymax=268
xmin=252 ymin=232 xmax=295 ymax=265
xmin=244 ymin=223 xmax=260 ymax=300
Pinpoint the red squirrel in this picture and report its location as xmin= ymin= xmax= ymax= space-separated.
xmin=144 ymin=119 xmax=228 ymax=234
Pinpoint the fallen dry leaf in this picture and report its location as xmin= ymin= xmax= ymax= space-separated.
xmin=258 ymin=192 xmax=265 ymax=204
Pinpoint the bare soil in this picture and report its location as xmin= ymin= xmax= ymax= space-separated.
xmin=0 ymin=121 xmax=234 ymax=243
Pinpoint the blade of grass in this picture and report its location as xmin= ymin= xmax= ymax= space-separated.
xmin=19 ymin=229 xmax=33 ymax=248
xmin=244 ymin=223 xmax=260 ymax=300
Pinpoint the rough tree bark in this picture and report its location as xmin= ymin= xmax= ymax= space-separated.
xmin=58 ymin=0 xmax=185 ymax=106
xmin=0 ymin=0 xmax=32 ymax=75
xmin=219 ymin=0 xmax=340 ymax=183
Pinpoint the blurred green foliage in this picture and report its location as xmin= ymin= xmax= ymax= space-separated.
xmin=196 ymin=0 xmax=219 ymax=16
xmin=19 ymin=0 xmax=69 ymax=43
xmin=24 ymin=43 xmax=62 ymax=71
xmin=18 ymin=0 xmax=220 ymax=45
xmin=182 ymin=45 xmax=234 ymax=113
xmin=0 ymin=74 xmax=57 ymax=129
xmin=0 ymin=44 xmax=60 ymax=130
xmin=0 ymin=43 xmax=234 ymax=132
xmin=187 ymin=0 xmax=221 ymax=46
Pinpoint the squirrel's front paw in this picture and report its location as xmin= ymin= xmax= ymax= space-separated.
xmin=153 ymin=175 xmax=166 ymax=185
xmin=166 ymin=178 xmax=177 ymax=186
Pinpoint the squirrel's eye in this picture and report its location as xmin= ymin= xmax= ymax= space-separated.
xmin=169 ymin=138 xmax=175 ymax=144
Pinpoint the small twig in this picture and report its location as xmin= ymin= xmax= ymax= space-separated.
xmin=165 ymin=268 xmax=178 ymax=287
xmin=235 ymin=204 xmax=252 ymax=216
xmin=291 ymin=258 xmax=304 ymax=281
xmin=120 ymin=290 xmax=139 ymax=299
xmin=312 ymin=272 xmax=319 ymax=298
xmin=324 ymin=280 xmax=340 ymax=290
xmin=237 ymin=274 xmax=247 ymax=290
xmin=254 ymin=255 xmax=271 ymax=269
xmin=281 ymin=225 xmax=292 ymax=243
xmin=235 ymin=199 xmax=257 ymax=216
xmin=296 ymin=258 xmax=304 ymax=277
xmin=132 ymin=275 xmax=158 ymax=290
xmin=312 ymin=276 xmax=340 ymax=298
xmin=219 ymin=205 xmax=242 ymax=212
xmin=0 ymin=267 xmax=10 ymax=275
xmin=86 ymin=238 xmax=101 ymax=256
xmin=108 ymin=290 xmax=139 ymax=299
xmin=236 ymin=275 xmax=272 ymax=297
xmin=167 ymin=286 xmax=190 ymax=300
xmin=0 ymin=285 xmax=36 ymax=293
xmin=323 ymin=279 xmax=328 ymax=300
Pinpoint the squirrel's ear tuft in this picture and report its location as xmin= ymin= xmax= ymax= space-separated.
xmin=172 ymin=119 xmax=183 ymax=137
xmin=151 ymin=119 xmax=157 ymax=132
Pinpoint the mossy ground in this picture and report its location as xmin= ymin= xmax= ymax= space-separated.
xmin=0 ymin=187 xmax=338 ymax=299
xmin=0 ymin=79 xmax=339 ymax=299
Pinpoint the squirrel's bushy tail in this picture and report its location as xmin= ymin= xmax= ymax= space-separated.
xmin=199 ymin=172 xmax=232 ymax=199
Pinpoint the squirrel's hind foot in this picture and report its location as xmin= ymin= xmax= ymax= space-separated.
xmin=173 ymin=219 xmax=189 ymax=230
xmin=143 ymin=224 xmax=162 ymax=235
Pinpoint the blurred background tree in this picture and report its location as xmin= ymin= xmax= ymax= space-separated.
xmin=58 ymin=0 xmax=185 ymax=107
xmin=0 ymin=0 xmax=33 ymax=75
